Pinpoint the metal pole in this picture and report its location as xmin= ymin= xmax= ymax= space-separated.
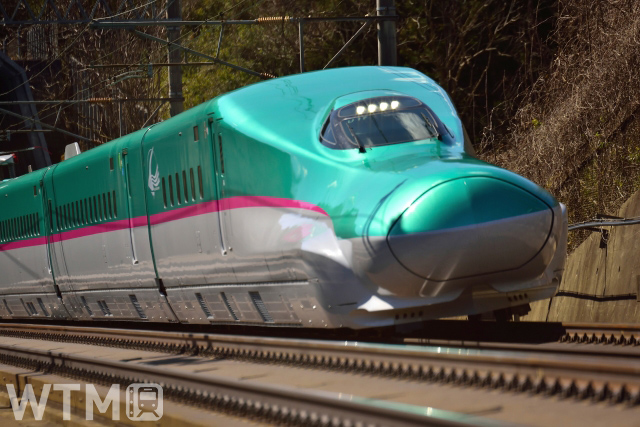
xmin=119 ymin=101 xmax=123 ymax=137
xmin=298 ymin=19 xmax=305 ymax=73
xmin=376 ymin=0 xmax=397 ymax=66
xmin=167 ymin=0 xmax=184 ymax=116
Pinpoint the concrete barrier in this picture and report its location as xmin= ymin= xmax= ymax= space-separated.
xmin=524 ymin=190 xmax=640 ymax=322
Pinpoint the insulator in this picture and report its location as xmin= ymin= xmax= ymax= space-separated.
xmin=260 ymin=72 xmax=278 ymax=79
xmin=87 ymin=97 xmax=113 ymax=103
xmin=256 ymin=16 xmax=291 ymax=23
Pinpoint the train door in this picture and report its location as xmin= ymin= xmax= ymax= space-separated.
xmin=40 ymin=171 xmax=71 ymax=318
xmin=121 ymin=148 xmax=138 ymax=264
xmin=207 ymin=117 xmax=229 ymax=256
xmin=41 ymin=167 xmax=71 ymax=295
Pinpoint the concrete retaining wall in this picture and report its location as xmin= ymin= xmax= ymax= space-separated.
xmin=524 ymin=191 xmax=640 ymax=322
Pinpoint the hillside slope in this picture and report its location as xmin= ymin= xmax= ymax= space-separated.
xmin=488 ymin=0 xmax=640 ymax=250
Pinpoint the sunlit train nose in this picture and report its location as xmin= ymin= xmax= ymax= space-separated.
xmin=387 ymin=177 xmax=553 ymax=281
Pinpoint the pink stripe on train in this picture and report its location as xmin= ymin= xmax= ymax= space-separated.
xmin=0 ymin=196 xmax=328 ymax=251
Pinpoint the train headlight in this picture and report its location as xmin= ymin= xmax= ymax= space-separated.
xmin=379 ymin=102 xmax=389 ymax=111
xmin=390 ymin=100 xmax=400 ymax=109
xmin=368 ymin=104 xmax=377 ymax=113
xmin=356 ymin=106 xmax=366 ymax=115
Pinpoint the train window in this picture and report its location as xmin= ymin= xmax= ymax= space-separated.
xmin=113 ymin=191 xmax=117 ymax=218
xmin=102 ymin=194 xmax=107 ymax=220
xmin=218 ymin=135 xmax=225 ymax=174
xmin=320 ymin=96 xmax=454 ymax=150
xmin=84 ymin=199 xmax=89 ymax=223
xmin=87 ymin=198 xmax=92 ymax=223
xmin=35 ymin=213 xmax=39 ymax=235
xmin=33 ymin=185 xmax=37 ymax=197
xmin=175 ymin=173 xmax=181 ymax=205
xmin=109 ymin=157 xmax=114 ymax=171
xmin=169 ymin=175 xmax=175 ymax=207
xmin=193 ymin=126 xmax=199 ymax=142
xmin=183 ymin=170 xmax=188 ymax=203
xmin=107 ymin=192 xmax=113 ymax=219
xmin=197 ymin=166 xmax=204 ymax=199
xmin=190 ymin=168 xmax=196 ymax=201
xmin=94 ymin=196 xmax=98 ymax=223
xmin=162 ymin=177 xmax=167 ymax=208
xmin=76 ymin=201 xmax=80 ymax=226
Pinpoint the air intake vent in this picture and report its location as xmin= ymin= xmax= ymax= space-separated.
xmin=249 ymin=292 xmax=273 ymax=323
xmin=3 ymin=299 xmax=13 ymax=315
xmin=81 ymin=296 xmax=93 ymax=316
xmin=97 ymin=300 xmax=112 ymax=316
xmin=220 ymin=292 xmax=238 ymax=321
xmin=195 ymin=293 xmax=213 ymax=319
xmin=129 ymin=295 xmax=147 ymax=319
xmin=37 ymin=298 xmax=49 ymax=317
xmin=21 ymin=299 xmax=38 ymax=316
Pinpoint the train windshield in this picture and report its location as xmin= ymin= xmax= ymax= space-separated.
xmin=320 ymin=96 xmax=454 ymax=150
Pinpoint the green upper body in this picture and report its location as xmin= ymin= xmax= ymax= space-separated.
xmin=0 ymin=66 xmax=557 ymax=244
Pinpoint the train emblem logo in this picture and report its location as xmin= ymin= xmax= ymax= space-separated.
xmin=147 ymin=148 xmax=161 ymax=195
xmin=127 ymin=384 xmax=163 ymax=421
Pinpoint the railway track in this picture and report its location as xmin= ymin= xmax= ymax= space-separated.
xmin=561 ymin=322 xmax=640 ymax=345
xmin=0 ymin=322 xmax=639 ymax=425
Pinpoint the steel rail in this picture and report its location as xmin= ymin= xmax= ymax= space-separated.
xmin=0 ymin=340 xmax=483 ymax=427
xmin=1 ymin=322 xmax=640 ymax=405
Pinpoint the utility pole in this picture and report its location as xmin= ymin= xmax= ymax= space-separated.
xmin=167 ymin=0 xmax=184 ymax=116
xmin=377 ymin=0 xmax=397 ymax=66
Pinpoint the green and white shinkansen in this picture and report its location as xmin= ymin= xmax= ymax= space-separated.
xmin=0 ymin=67 xmax=567 ymax=328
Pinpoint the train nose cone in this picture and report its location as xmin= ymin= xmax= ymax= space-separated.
xmin=387 ymin=177 xmax=553 ymax=281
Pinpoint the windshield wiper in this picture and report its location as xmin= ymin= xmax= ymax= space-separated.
xmin=346 ymin=123 xmax=367 ymax=153
xmin=420 ymin=112 xmax=440 ymax=140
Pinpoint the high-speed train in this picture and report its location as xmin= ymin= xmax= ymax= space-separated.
xmin=0 ymin=66 xmax=567 ymax=329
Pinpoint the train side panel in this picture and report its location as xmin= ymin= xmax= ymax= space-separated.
xmin=0 ymin=169 xmax=66 ymax=318
xmin=46 ymin=134 xmax=176 ymax=322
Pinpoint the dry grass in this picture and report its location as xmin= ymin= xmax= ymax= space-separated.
xmin=483 ymin=0 xmax=640 ymax=249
